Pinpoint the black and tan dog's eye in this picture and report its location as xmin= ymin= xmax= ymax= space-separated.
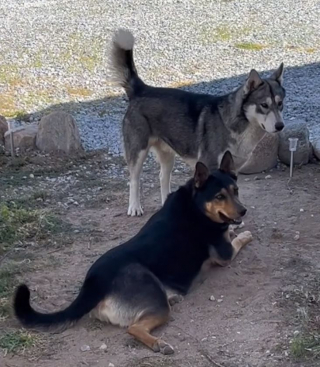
xmin=278 ymin=101 xmax=283 ymax=107
xmin=261 ymin=103 xmax=268 ymax=109
xmin=234 ymin=188 xmax=239 ymax=196
xmin=216 ymin=194 xmax=225 ymax=200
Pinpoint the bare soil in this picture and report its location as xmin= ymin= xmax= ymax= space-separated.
xmin=0 ymin=151 xmax=319 ymax=367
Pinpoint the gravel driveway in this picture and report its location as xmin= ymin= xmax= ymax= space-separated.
xmin=0 ymin=0 xmax=319 ymax=153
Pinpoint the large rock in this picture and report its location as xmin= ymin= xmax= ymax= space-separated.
xmin=4 ymin=124 xmax=38 ymax=152
xmin=36 ymin=111 xmax=83 ymax=155
xmin=240 ymin=133 xmax=279 ymax=174
xmin=0 ymin=115 xmax=8 ymax=143
xmin=278 ymin=119 xmax=311 ymax=166
xmin=312 ymin=138 xmax=320 ymax=160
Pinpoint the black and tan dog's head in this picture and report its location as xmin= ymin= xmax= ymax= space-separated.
xmin=193 ymin=151 xmax=247 ymax=225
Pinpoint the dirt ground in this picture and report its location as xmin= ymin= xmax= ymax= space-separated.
xmin=0 ymin=151 xmax=319 ymax=367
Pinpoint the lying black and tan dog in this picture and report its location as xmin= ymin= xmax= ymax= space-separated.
xmin=14 ymin=151 xmax=253 ymax=355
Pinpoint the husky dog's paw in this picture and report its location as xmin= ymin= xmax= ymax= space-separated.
xmin=237 ymin=231 xmax=253 ymax=246
xmin=127 ymin=204 xmax=144 ymax=217
xmin=168 ymin=294 xmax=184 ymax=306
xmin=153 ymin=339 xmax=175 ymax=355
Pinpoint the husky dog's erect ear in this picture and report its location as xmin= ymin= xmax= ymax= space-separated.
xmin=219 ymin=151 xmax=236 ymax=179
xmin=243 ymin=69 xmax=263 ymax=95
xmin=194 ymin=162 xmax=209 ymax=188
xmin=270 ymin=63 xmax=284 ymax=86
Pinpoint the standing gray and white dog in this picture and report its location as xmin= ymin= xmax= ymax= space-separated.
xmin=110 ymin=29 xmax=286 ymax=216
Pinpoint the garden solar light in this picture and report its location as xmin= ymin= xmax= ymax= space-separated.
xmin=289 ymin=137 xmax=298 ymax=178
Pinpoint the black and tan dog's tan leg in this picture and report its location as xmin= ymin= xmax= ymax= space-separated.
xmin=212 ymin=230 xmax=253 ymax=267
xmin=230 ymin=230 xmax=253 ymax=261
xmin=128 ymin=314 xmax=174 ymax=355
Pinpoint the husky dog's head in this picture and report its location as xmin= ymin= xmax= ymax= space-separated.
xmin=242 ymin=63 xmax=285 ymax=133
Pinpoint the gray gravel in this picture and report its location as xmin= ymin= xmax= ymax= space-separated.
xmin=0 ymin=0 xmax=319 ymax=154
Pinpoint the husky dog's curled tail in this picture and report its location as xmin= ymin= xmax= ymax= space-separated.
xmin=14 ymin=277 xmax=104 ymax=330
xmin=110 ymin=29 xmax=145 ymax=98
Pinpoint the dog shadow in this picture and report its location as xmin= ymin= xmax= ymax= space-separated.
xmin=11 ymin=62 xmax=320 ymax=154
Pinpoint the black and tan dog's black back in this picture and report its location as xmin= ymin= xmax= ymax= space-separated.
xmin=14 ymin=152 xmax=253 ymax=355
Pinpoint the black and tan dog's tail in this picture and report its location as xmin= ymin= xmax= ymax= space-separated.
xmin=14 ymin=278 xmax=103 ymax=330
xmin=110 ymin=29 xmax=145 ymax=98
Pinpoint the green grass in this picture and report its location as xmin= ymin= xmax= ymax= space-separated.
xmin=199 ymin=23 xmax=253 ymax=45
xmin=291 ymin=335 xmax=320 ymax=359
xmin=0 ymin=330 xmax=38 ymax=353
xmin=0 ymin=263 xmax=22 ymax=321
xmin=0 ymin=203 xmax=67 ymax=253
xmin=0 ymin=300 xmax=11 ymax=320
xmin=235 ymin=42 xmax=267 ymax=51
xmin=215 ymin=26 xmax=232 ymax=41
xmin=0 ymin=268 xmax=18 ymax=298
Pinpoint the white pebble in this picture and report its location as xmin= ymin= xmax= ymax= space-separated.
xmin=209 ymin=295 xmax=215 ymax=301
xmin=80 ymin=345 xmax=90 ymax=352
xmin=100 ymin=343 xmax=107 ymax=350
xmin=265 ymin=175 xmax=272 ymax=179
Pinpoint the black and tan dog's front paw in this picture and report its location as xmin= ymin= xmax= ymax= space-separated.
xmin=237 ymin=230 xmax=253 ymax=247
xmin=168 ymin=294 xmax=184 ymax=306
xmin=153 ymin=339 xmax=175 ymax=355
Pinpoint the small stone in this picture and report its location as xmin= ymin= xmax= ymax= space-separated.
xmin=244 ymin=178 xmax=250 ymax=182
xmin=265 ymin=175 xmax=272 ymax=179
xmin=80 ymin=345 xmax=90 ymax=352
xmin=0 ymin=116 xmax=8 ymax=143
xmin=109 ymin=364 xmax=115 ymax=367
xmin=99 ymin=343 xmax=107 ymax=350
xmin=293 ymin=330 xmax=300 ymax=336
xmin=294 ymin=234 xmax=300 ymax=241
xmin=177 ymin=333 xmax=186 ymax=342
xmin=4 ymin=124 xmax=38 ymax=152
xmin=29 ymin=173 xmax=35 ymax=178
xmin=254 ymin=176 xmax=260 ymax=180
xmin=209 ymin=295 xmax=215 ymax=301
xmin=278 ymin=119 xmax=311 ymax=166
xmin=36 ymin=111 xmax=83 ymax=155
xmin=217 ymin=299 xmax=223 ymax=303
xmin=240 ymin=133 xmax=279 ymax=174
xmin=312 ymin=138 xmax=320 ymax=160
xmin=300 ymin=208 xmax=304 ymax=212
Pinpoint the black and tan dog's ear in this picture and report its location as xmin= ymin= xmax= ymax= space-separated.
xmin=270 ymin=62 xmax=284 ymax=86
xmin=194 ymin=162 xmax=209 ymax=188
xmin=219 ymin=151 xmax=237 ymax=179
xmin=243 ymin=69 xmax=263 ymax=94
